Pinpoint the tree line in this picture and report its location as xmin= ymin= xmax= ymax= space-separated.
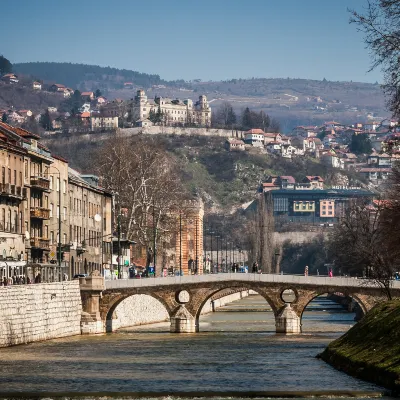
xmin=212 ymin=101 xmax=280 ymax=132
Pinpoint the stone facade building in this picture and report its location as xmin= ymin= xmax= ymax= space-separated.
xmin=0 ymin=123 xmax=113 ymax=282
xmin=134 ymin=90 xmax=211 ymax=127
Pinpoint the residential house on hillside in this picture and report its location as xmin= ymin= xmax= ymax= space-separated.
xmin=32 ymin=81 xmax=42 ymax=90
xmin=324 ymin=121 xmax=343 ymax=130
xmin=90 ymin=113 xmax=119 ymax=131
xmin=263 ymin=132 xmax=282 ymax=144
xmin=359 ymin=167 xmax=391 ymax=181
xmin=276 ymin=176 xmax=296 ymax=189
xmin=225 ymin=138 xmax=245 ymax=151
xmin=303 ymin=176 xmax=324 ymax=189
xmin=136 ymin=118 xmax=153 ymax=127
xmin=244 ymin=129 xmax=265 ymax=146
xmin=2 ymin=74 xmax=19 ymax=84
xmin=321 ymin=151 xmax=343 ymax=169
xmin=367 ymin=152 xmax=392 ymax=168
xmin=81 ymin=92 xmax=94 ymax=101
xmin=292 ymin=126 xmax=318 ymax=138
xmin=50 ymin=84 xmax=66 ymax=92
xmin=364 ymin=121 xmax=380 ymax=131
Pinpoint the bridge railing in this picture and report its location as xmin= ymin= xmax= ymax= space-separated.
xmin=104 ymin=273 xmax=400 ymax=290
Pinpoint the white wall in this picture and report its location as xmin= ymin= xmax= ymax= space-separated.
xmin=0 ymin=281 xmax=82 ymax=347
xmin=113 ymin=290 xmax=250 ymax=329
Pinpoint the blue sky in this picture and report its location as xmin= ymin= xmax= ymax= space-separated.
xmin=0 ymin=0 xmax=381 ymax=83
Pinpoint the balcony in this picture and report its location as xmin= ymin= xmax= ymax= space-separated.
xmin=30 ymin=207 xmax=50 ymax=220
xmin=30 ymin=237 xmax=50 ymax=250
xmin=0 ymin=183 xmax=27 ymax=200
xmin=30 ymin=175 xmax=50 ymax=191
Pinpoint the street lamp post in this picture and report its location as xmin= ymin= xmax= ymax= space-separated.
xmin=216 ymin=235 xmax=220 ymax=273
xmin=225 ymin=238 xmax=228 ymax=273
xmin=179 ymin=211 xmax=182 ymax=276
xmin=49 ymin=166 xmax=62 ymax=275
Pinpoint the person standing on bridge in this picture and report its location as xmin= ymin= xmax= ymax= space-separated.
xmin=252 ymin=262 xmax=258 ymax=273
xmin=304 ymin=266 xmax=309 ymax=277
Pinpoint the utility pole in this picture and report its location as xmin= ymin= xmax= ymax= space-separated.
xmin=195 ymin=218 xmax=198 ymax=274
xmin=117 ymin=204 xmax=121 ymax=279
xmin=216 ymin=235 xmax=220 ymax=273
xmin=58 ymin=176 xmax=62 ymax=269
xmin=225 ymin=238 xmax=228 ymax=273
xmin=179 ymin=211 xmax=182 ymax=276
xmin=153 ymin=197 xmax=156 ymax=277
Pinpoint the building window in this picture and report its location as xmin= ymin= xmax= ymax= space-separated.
xmin=63 ymin=180 xmax=67 ymax=194
xmin=50 ymin=203 xmax=53 ymax=218
xmin=56 ymin=177 xmax=60 ymax=192
xmin=57 ymin=205 xmax=60 ymax=219
xmin=63 ymin=233 xmax=67 ymax=245
xmin=63 ymin=207 xmax=67 ymax=221
xmin=50 ymin=231 xmax=54 ymax=244
xmin=50 ymin=176 xmax=53 ymax=190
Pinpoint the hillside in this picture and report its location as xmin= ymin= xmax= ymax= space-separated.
xmin=321 ymin=300 xmax=400 ymax=392
xmin=12 ymin=62 xmax=388 ymax=131
xmin=42 ymin=133 xmax=364 ymax=212
xmin=13 ymin=62 xmax=170 ymax=92
xmin=0 ymin=81 xmax=63 ymax=112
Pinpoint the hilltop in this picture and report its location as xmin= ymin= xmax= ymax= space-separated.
xmin=12 ymin=62 xmax=388 ymax=131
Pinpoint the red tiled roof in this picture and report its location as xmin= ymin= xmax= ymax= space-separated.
xmin=80 ymin=112 xmax=90 ymax=118
xmin=245 ymin=129 xmax=265 ymax=134
xmin=53 ymin=84 xmax=65 ymax=88
xmin=0 ymin=122 xmax=41 ymax=139
xmin=305 ymin=175 xmax=324 ymax=182
xmin=52 ymin=154 xmax=68 ymax=163
xmin=278 ymin=176 xmax=296 ymax=183
xmin=81 ymin=91 xmax=93 ymax=96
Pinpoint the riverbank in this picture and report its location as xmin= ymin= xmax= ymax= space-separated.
xmin=320 ymin=299 xmax=400 ymax=393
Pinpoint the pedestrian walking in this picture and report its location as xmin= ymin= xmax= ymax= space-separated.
xmin=304 ymin=265 xmax=309 ymax=277
xmin=329 ymin=268 xmax=333 ymax=278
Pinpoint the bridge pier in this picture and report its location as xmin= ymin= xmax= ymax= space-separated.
xmin=80 ymin=272 xmax=106 ymax=334
xmin=276 ymin=304 xmax=301 ymax=334
xmin=170 ymin=305 xmax=198 ymax=333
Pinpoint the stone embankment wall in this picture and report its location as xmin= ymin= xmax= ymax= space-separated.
xmin=120 ymin=126 xmax=243 ymax=138
xmin=113 ymin=291 xmax=250 ymax=329
xmin=0 ymin=282 xmax=82 ymax=347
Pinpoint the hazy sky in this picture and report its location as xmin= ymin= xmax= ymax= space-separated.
xmin=0 ymin=0 xmax=381 ymax=83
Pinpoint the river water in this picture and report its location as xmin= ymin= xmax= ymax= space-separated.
xmin=0 ymin=294 xmax=392 ymax=399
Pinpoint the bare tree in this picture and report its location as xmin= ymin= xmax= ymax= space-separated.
xmin=94 ymin=133 xmax=186 ymax=267
xmin=245 ymin=193 xmax=275 ymax=272
xmin=350 ymin=1 xmax=400 ymax=117
xmin=328 ymin=199 xmax=399 ymax=299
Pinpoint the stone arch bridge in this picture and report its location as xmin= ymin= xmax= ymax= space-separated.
xmin=79 ymin=274 xmax=400 ymax=334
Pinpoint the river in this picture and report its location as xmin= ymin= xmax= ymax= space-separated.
xmin=0 ymin=294 xmax=392 ymax=399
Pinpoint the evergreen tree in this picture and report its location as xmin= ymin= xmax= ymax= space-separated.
xmin=241 ymin=107 xmax=252 ymax=130
xmin=40 ymin=110 xmax=52 ymax=131
xmin=95 ymin=89 xmax=102 ymax=98
xmin=148 ymin=109 xmax=157 ymax=123
xmin=350 ymin=133 xmax=372 ymax=154
xmin=1 ymin=113 xmax=7 ymax=123
xmin=0 ymin=55 xmax=12 ymax=75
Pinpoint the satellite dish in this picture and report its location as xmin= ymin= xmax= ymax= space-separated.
xmin=25 ymin=231 xmax=30 ymax=240
xmin=94 ymin=214 xmax=102 ymax=222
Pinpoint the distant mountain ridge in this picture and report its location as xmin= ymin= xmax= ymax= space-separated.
xmin=13 ymin=62 xmax=171 ymax=90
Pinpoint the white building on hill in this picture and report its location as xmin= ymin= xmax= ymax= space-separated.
xmin=134 ymin=90 xmax=211 ymax=127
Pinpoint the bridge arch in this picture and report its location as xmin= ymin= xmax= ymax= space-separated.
xmin=194 ymin=283 xmax=279 ymax=327
xmin=298 ymin=290 xmax=368 ymax=331
xmin=103 ymin=291 xmax=173 ymax=332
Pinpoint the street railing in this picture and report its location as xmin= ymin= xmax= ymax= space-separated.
xmin=105 ymin=272 xmax=400 ymax=290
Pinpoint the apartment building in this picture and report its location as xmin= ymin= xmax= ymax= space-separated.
xmin=67 ymin=170 xmax=112 ymax=277
xmin=0 ymin=126 xmax=28 ymax=280
xmin=0 ymin=123 xmax=113 ymax=281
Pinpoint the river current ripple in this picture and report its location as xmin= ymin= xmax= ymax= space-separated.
xmin=0 ymin=295 xmax=391 ymax=399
